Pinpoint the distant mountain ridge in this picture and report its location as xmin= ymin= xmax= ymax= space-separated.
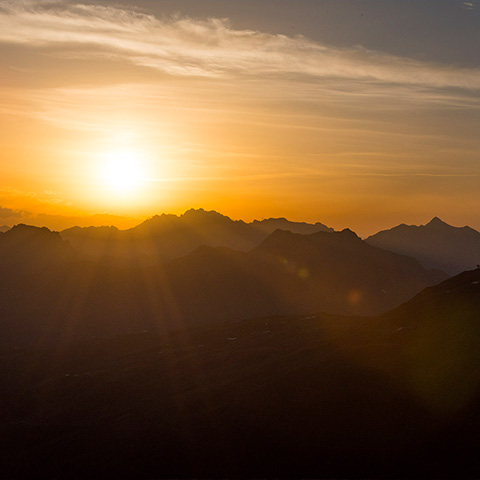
xmin=0 ymin=223 xmax=445 ymax=347
xmin=250 ymin=216 xmax=334 ymax=235
xmin=0 ymin=224 xmax=75 ymax=271
xmin=60 ymin=208 xmax=333 ymax=264
xmin=366 ymin=217 xmax=480 ymax=275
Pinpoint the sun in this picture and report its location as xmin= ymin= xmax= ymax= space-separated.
xmin=89 ymin=144 xmax=160 ymax=210
xmin=100 ymin=149 xmax=146 ymax=193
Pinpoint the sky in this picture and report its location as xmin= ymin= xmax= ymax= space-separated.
xmin=1 ymin=0 xmax=479 ymax=236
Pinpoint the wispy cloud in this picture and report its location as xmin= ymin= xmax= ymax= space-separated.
xmin=0 ymin=186 xmax=70 ymax=207
xmin=463 ymin=1 xmax=478 ymax=10
xmin=0 ymin=204 xmax=140 ymax=229
xmin=0 ymin=205 xmax=28 ymax=219
xmin=1 ymin=0 xmax=480 ymax=90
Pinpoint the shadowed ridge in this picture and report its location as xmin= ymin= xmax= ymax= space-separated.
xmin=252 ymin=216 xmax=333 ymax=234
xmin=253 ymin=227 xmax=361 ymax=254
xmin=338 ymin=227 xmax=359 ymax=238
xmin=127 ymin=213 xmax=178 ymax=233
xmin=126 ymin=208 xmax=258 ymax=259
xmin=246 ymin=226 xmax=446 ymax=315
xmin=253 ymin=227 xmax=294 ymax=245
xmin=7 ymin=223 xmax=57 ymax=236
xmin=60 ymin=225 xmax=121 ymax=246
xmin=0 ymin=224 xmax=76 ymax=272
xmin=384 ymin=267 xmax=480 ymax=318
xmin=426 ymin=217 xmax=480 ymax=236
xmin=0 ymin=218 xmax=449 ymax=348
xmin=365 ymin=267 xmax=480 ymax=415
xmin=60 ymin=209 xmax=335 ymax=265
xmin=131 ymin=208 xmax=246 ymax=233
xmin=425 ymin=216 xmax=448 ymax=227
xmin=252 ymin=227 xmax=443 ymax=281
xmin=366 ymin=217 xmax=480 ymax=275
xmin=1 ymin=223 xmax=66 ymax=249
xmin=128 ymin=208 xmax=250 ymax=234
xmin=181 ymin=207 xmax=249 ymax=225
xmin=59 ymin=224 xmax=126 ymax=264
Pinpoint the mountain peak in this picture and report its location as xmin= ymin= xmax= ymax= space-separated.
xmin=339 ymin=228 xmax=359 ymax=238
xmin=257 ymin=228 xmax=360 ymax=253
xmin=181 ymin=208 xmax=234 ymax=225
xmin=366 ymin=216 xmax=480 ymax=275
xmin=0 ymin=224 xmax=72 ymax=265
xmin=426 ymin=217 xmax=448 ymax=227
xmin=8 ymin=223 xmax=58 ymax=239
xmin=5 ymin=224 xmax=65 ymax=248
xmin=183 ymin=208 xmax=222 ymax=217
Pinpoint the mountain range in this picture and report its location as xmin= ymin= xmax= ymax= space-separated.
xmin=366 ymin=216 xmax=480 ymax=275
xmin=60 ymin=208 xmax=333 ymax=265
xmin=61 ymin=211 xmax=480 ymax=276
xmin=0 ymin=222 xmax=444 ymax=348
xmin=2 ymin=210 xmax=480 ymax=476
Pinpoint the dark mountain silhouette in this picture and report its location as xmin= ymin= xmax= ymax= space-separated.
xmin=251 ymin=216 xmax=333 ymax=235
xmin=322 ymin=267 xmax=480 ymax=413
xmin=58 ymin=224 xmax=129 ymax=262
xmin=0 ymin=225 xmax=10 ymax=233
xmin=60 ymin=208 xmax=332 ymax=265
xmin=0 ymin=224 xmax=76 ymax=271
xmin=366 ymin=217 xmax=480 ymax=275
xmin=166 ymin=228 xmax=446 ymax=322
xmin=1 ymin=268 xmax=480 ymax=477
xmin=384 ymin=268 xmax=480 ymax=412
xmin=0 ymin=224 xmax=445 ymax=348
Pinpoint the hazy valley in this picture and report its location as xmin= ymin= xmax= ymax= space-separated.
xmin=1 ymin=210 xmax=480 ymax=476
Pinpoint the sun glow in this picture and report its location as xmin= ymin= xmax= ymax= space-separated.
xmin=100 ymin=149 xmax=147 ymax=193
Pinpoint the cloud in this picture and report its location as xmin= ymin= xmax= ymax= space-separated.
xmin=0 ymin=187 xmax=70 ymax=209
xmin=0 ymin=203 xmax=139 ymax=229
xmin=0 ymin=206 xmax=28 ymax=219
xmin=1 ymin=0 xmax=480 ymax=91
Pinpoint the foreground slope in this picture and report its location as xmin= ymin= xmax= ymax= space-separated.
xmin=321 ymin=267 xmax=480 ymax=414
xmin=366 ymin=217 xmax=480 ymax=275
xmin=1 ymin=269 xmax=480 ymax=477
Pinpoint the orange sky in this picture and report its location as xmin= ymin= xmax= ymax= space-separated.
xmin=1 ymin=0 xmax=480 ymax=236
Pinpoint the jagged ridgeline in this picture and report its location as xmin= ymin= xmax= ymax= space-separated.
xmin=367 ymin=217 xmax=480 ymax=275
xmin=0 ymin=211 xmax=445 ymax=348
xmin=60 ymin=208 xmax=333 ymax=265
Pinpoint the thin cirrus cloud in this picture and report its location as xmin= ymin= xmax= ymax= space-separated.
xmin=1 ymin=0 xmax=480 ymax=91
